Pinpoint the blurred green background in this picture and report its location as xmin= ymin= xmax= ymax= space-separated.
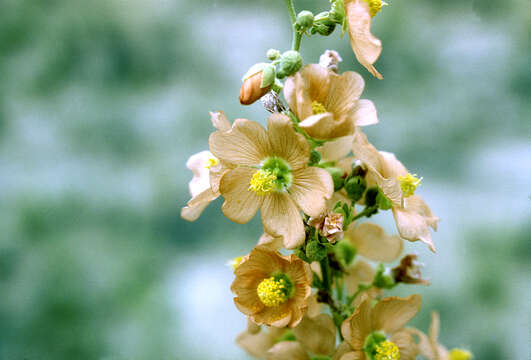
xmin=0 ymin=0 xmax=529 ymax=359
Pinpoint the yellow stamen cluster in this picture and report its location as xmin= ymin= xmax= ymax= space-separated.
xmin=228 ymin=256 xmax=245 ymax=271
xmin=249 ymin=169 xmax=277 ymax=195
xmin=449 ymin=348 xmax=472 ymax=360
xmin=397 ymin=173 xmax=422 ymax=198
xmin=205 ymin=157 xmax=219 ymax=169
xmin=257 ymin=276 xmax=288 ymax=307
xmin=363 ymin=0 xmax=387 ymax=17
xmin=311 ymin=100 xmax=328 ymax=115
xmin=374 ymin=340 xmax=400 ymax=360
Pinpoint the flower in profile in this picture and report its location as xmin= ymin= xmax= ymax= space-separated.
xmin=353 ymin=130 xmax=439 ymax=251
xmin=344 ymin=0 xmax=385 ymax=79
xmin=407 ymin=312 xmax=473 ymax=360
xmin=231 ymin=246 xmax=312 ymax=328
xmin=341 ymin=294 xmax=421 ymax=360
xmin=181 ymin=111 xmax=232 ymax=221
xmin=209 ymin=113 xmax=334 ymax=249
xmin=284 ymin=64 xmax=378 ymax=140
xmin=392 ymin=254 xmax=430 ymax=286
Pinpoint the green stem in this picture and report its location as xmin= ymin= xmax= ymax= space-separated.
xmin=285 ymin=0 xmax=302 ymax=51
xmin=285 ymin=0 xmax=297 ymax=24
xmin=319 ymin=255 xmax=331 ymax=292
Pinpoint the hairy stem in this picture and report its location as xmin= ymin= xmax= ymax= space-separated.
xmin=285 ymin=0 xmax=302 ymax=51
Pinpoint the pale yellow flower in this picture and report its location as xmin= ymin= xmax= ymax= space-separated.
xmin=353 ymin=130 xmax=439 ymax=251
xmin=344 ymin=222 xmax=403 ymax=263
xmin=181 ymin=111 xmax=232 ymax=221
xmin=340 ymin=294 xmax=421 ymax=360
xmin=231 ymin=246 xmax=313 ymax=328
xmin=209 ymin=113 xmax=334 ymax=249
xmin=407 ymin=312 xmax=473 ymax=360
xmin=284 ymin=64 xmax=378 ymax=140
xmin=344 ymin=0 xmax=384 ymax=79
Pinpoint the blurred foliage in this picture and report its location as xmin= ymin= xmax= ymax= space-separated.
xmin=0 ymin=0 xmax=529 ymax=359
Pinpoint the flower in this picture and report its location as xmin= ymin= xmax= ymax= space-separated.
xmin=181 ymin=111 xmax=232 ymax=221
xmin=353 ymin=130 xmax=439 ymax=251
xmin=391 ymin=254 xmax=430 ymax=286
xmin=236 ymin=322 xmax=287 ymax=359
xmin=231 ymin=246 xmax=312 ymax=328
xmin=344 ymin=0 xmax=385 ymax=79
xmin=308 ymin=211 xmax=345 ymax=244
xmin=284 ymin=64 xmax=378 ymax=140
xmin=407 ymin=312 xmax=473 ymax=360
xmin=343 ymin=260 xmax=382 ymax=306
xmin=209 ymin=113 xmax=334 ymax=249
xmin=240 ymin=70 xmax=272 ymax=105
xmin=344 ymin=222 xmax=403 ymax=263
xmin=340 ymin=294 xmax=421 ymax=360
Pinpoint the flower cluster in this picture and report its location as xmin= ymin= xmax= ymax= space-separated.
xmin=182 ymin=0 xmax=472 ymax=359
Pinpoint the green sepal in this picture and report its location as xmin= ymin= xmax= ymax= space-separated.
xmin=334 ymin=240 xmax=357 ymax=267
xmin=326 ymin=167 xmax=345 ymax=191
xmin=312 ymin=271 xmax=324 ymax=289
xmin=344 ymin=175 xmax=367 ymax=202
xmin=372 ymin=263 xmax=396 ymax=289
xmin=376 ymin=188 xmax=392 ymax=210
xmin=306 ymin=239 xmax=328 ymax=262
xmin=242 ymin=62 xmax=268 ymax=81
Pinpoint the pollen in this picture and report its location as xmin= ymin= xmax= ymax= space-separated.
xmin=312 ymin=100 xmax=328 ymax=115
xmin=228 ymin=256 xmax=245 ymax=271
xmin=397 ymin=173 xmax=422 ymax=198
xmin=449 ymin=348 xmax=472 ymax=360
xmin=205 ymin=157 xmax=219 ymax=169
xmin=363 ymin=0 xmax=387 ymax=17
xmin=257 ymin=277 xmax=289 ymax=307
xmin=249 ymin=169 xmax=277 ymax=195
xmin=374 ymin=340 xmax=400 ymax=360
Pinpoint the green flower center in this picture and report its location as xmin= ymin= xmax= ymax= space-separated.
xmin=364 ymin=332 xmax=400 ymax=360
xmin=249 ymin=157 xmax=292 ymax=195
xmin=257 ymin=273 xmax=294 ymax=307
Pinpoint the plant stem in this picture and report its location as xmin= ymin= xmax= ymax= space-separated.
xmin=319 ymin=255 xmax=331 ymax=292
xmin=285 ymin=0 xmax=302 ymax=51
xmin=285 ymin=0 xmax=297 ymax=24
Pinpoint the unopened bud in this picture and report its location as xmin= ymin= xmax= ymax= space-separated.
xmin=391 ymin=254 xmax=430 ymax=285
xmin=295 ymin=11 xmax=314 ymax=32
xmin=277 ymin=51 xmax=303 ymax=79
xmin=344 ymin=175 xmax=367 ymax=202
xmin=240 ymin=64 xmax=275 ymax=105
xmin=266 ymin=48 xmax=280 ymax=61
xmin=319 ymin=50 xmax=343 ymax=73
xmin=305 ymin=240 xmax=327 ymax=262
xmin=326 ymin=167 xmax=345 ymax=191
xmin=330 ymin=0 xmax=346 ymax=24
xmin=311 ymin=12 xmax=336 ymax=36
xmin=309 ymin=150 xmax=322 ymax=165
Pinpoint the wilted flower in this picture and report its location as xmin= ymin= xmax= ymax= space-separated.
xmin=308 ymin=211 xmax=345 ymax=243
xmin=319 ymin=49 xmax=343 ymax=73
xmin=231 ymin=246 xmax=312 ymax=328
xmin=392 ymin=254 xmax=430 ymax=285
xmin=209 ymin=113 xmax=333 ymax=248
xmin=284 ymin=64 xmax=378 ymax=140
xmin=344 ymin=0 xmax=385 ymax=79
xmin=341 ymin=294 xmax=421 ymax=360
xmin=353 ymin=130 xmax=440 ymax=251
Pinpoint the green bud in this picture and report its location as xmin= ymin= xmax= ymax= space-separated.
xmin=330 ymin=0 xmax=346 ymax=24
xmin=364 ymin=186 xmax=379 ymax=207
xmin=277 ymin=50 xmax=303 ymax=79
xmin=311 ymin=12 xmax=336 ymax=36
xmin=309 ymin=150 xmax=322 ymax=165
xmin=260 ymin=64 xmax=276 ymax=88
xmin=306 ymin=240 xmax=327 ymax=262
xmin=372 ymin=263 xmax=396 ymax=289
xmin=326 ymin=167 xmax=345 ymax=191
xmin=295 ymin=10 xmax=314 ymax=31
xmin=266 ymin=48 xmax=281 ymax=61
xmin=294 ymin=248 xmax=311 ymax=263
xmin=344 ymin=175 xmax=367 ymax=202
xmin=376 ymin=189 xmax=392 ymax=210
xmin=334 ymin=240 xmax=357 ymax=266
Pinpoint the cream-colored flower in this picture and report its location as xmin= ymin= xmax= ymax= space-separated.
xmin=353 ymin=130 xmax=439 ymax=251
xmin=341 ymin=294 xmax=421 ymax=360
xmin=236 ymin=322 xmax=287 ymax=359
xmin=181 ymin=111 xmax=233 ymax=221
xmin=344 ymin=0 xmax=385 ymax=80
xmin=284 ymin=64 xmax=378 ymax=140
xmin=210 ymin=113 xmax=334 ymax=249
xmin=231 ymin=246 xmax=312 ymax=328
xmin=344 ymin=222 xmax=403 ymax=263
xmin=407 ymin=312 xmax=473 ymax=360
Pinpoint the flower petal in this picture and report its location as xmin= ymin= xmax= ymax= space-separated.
xmin=266 ymin=341 xmax=310 ymax=360
xmin=325 ymin=71 xmax=365 ymax=115
xmin=267 ymin=113 xmax=310 ymax=170
xmin=345 ymin=223 xmax=403 ymax=262
xmin=253 ymin=303 xmax=293 ymax=328
xmin=291 ymin=167 xmax=334 ymax=217
xmin=351 ymin=99 xmax=378 ymax=127
xmin=344 ymin=260 xmax=376 ymax=294
xmin=236 ymin=328 xmax=277 ymax=359
xmin=298 ymin=112 xmax=346 ymax=140
xmin=181 ymin=188 xmax=218 ymax=222
xmin=339 ymin=351 xmax=364 ymax=360
xmin=210 ymin=110 xmax=231 ymax=132
xmin=390 ymin=330 xmax=418 ymax=360
xmin=345 ymin=0 xmax=383 ymax=79
xmin=371 ymin=294 xmax=422 ymax=334
xmin=316 ymin=135 xmax=354 ymax=162
xmin=406 ymin=328 xmax=435 ymax=360
xmin=293 ymin=314 xmax=337 ymax=355
xmin=209 ymin=118 xmax=270 ymax=166
xmin=220 ymin=168 xmax=262 ymax=223
xmin=341 ymin=295 xmax=372 ymax=350
xmin=333 ymin=342 xmax=354 ymax=360
xmin=261 ymin=193 xmax=305 ymax=249
xmin=258 ymin=233 xmax=284 ymax=251
xmin=186 ymin=151 xmax=212 ymax=197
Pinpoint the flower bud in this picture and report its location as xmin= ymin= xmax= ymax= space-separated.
xmin=330 ymin=0 xmax=346 ymax=24
xmin=344 ymin=175 xmax=367 ymax=202
xmin=277 ymin=51 xmax=303 ymax=79
xmin=391 ymin=254 xmax=430 ymax=285
xmin=372 ymin=263 xmax=396 ymax=289
xmin=305 ymin=240 xmax=327 ymax=262
xmin=334 ymin=240 xmax=357 ymax=266
xmin=295 ymin=10 xmax=314 ymax=32
xmin=364 ymin=186 xmax=379 ymax=207
xmin=309 ymin=150 xmax=322 ymax=165
xmin=266 ymin=48 xmax=280 ymax=61
xmin=326 ymin=167 xmax=345 ymax=191
xmin=311 ymin=12 xmax=336 ymax=36
xmin=240 ymin=63 xmax=276 ymax=105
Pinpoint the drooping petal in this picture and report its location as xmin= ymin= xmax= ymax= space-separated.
xmin=210 ymin=110 xmax=231 ymax=132
xmin=392 ymin=195 xmax=439 ymax=252
xmin=351 ymin=99 xmax=378 ymax=127
xmin=390 ymin=330 xmax=418 ymax=360
xmin=341 ymin=295 xmax=372 ymax=350
xmin=220 ymin=168 xmax=262 ymax=223
xmin=298 ymin=112 xmax=344 ymax=140
xmin=345 ymin=223 xmax=403 ymax=262
xmin=261 ymin=193 xmax=305 ymax=249
xmin=209 ymin=118 xmax=270 ymax=166
xmin=186 ymin=151 xmax=212 ymax=197
xmin=345 ymin=0 xmax=383 ymax=79
xmin=325 ymin=71 xmax=365 ymax=116
xmin=291 ymin=167 xmax=334 ymax=217
xmin=266 ymin=341 xmax=310 ymax=360
xmin=267 ymin=113 xmax=310 ymax=170
xmin=293 ymin=314 xmax=337 ymax=355
xmin=379 ymin=151 xmax=408 ymax=179
xmin=371 ymin=294 xmax=422 ymax=334
xmin=317 ymin=135 xmax=354 ymax=162
xmin=181 ymin=188 xmax=218 ymax=222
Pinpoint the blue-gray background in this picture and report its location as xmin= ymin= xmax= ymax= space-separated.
xmin=0 ymin=0 xmax=529 ymax=359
